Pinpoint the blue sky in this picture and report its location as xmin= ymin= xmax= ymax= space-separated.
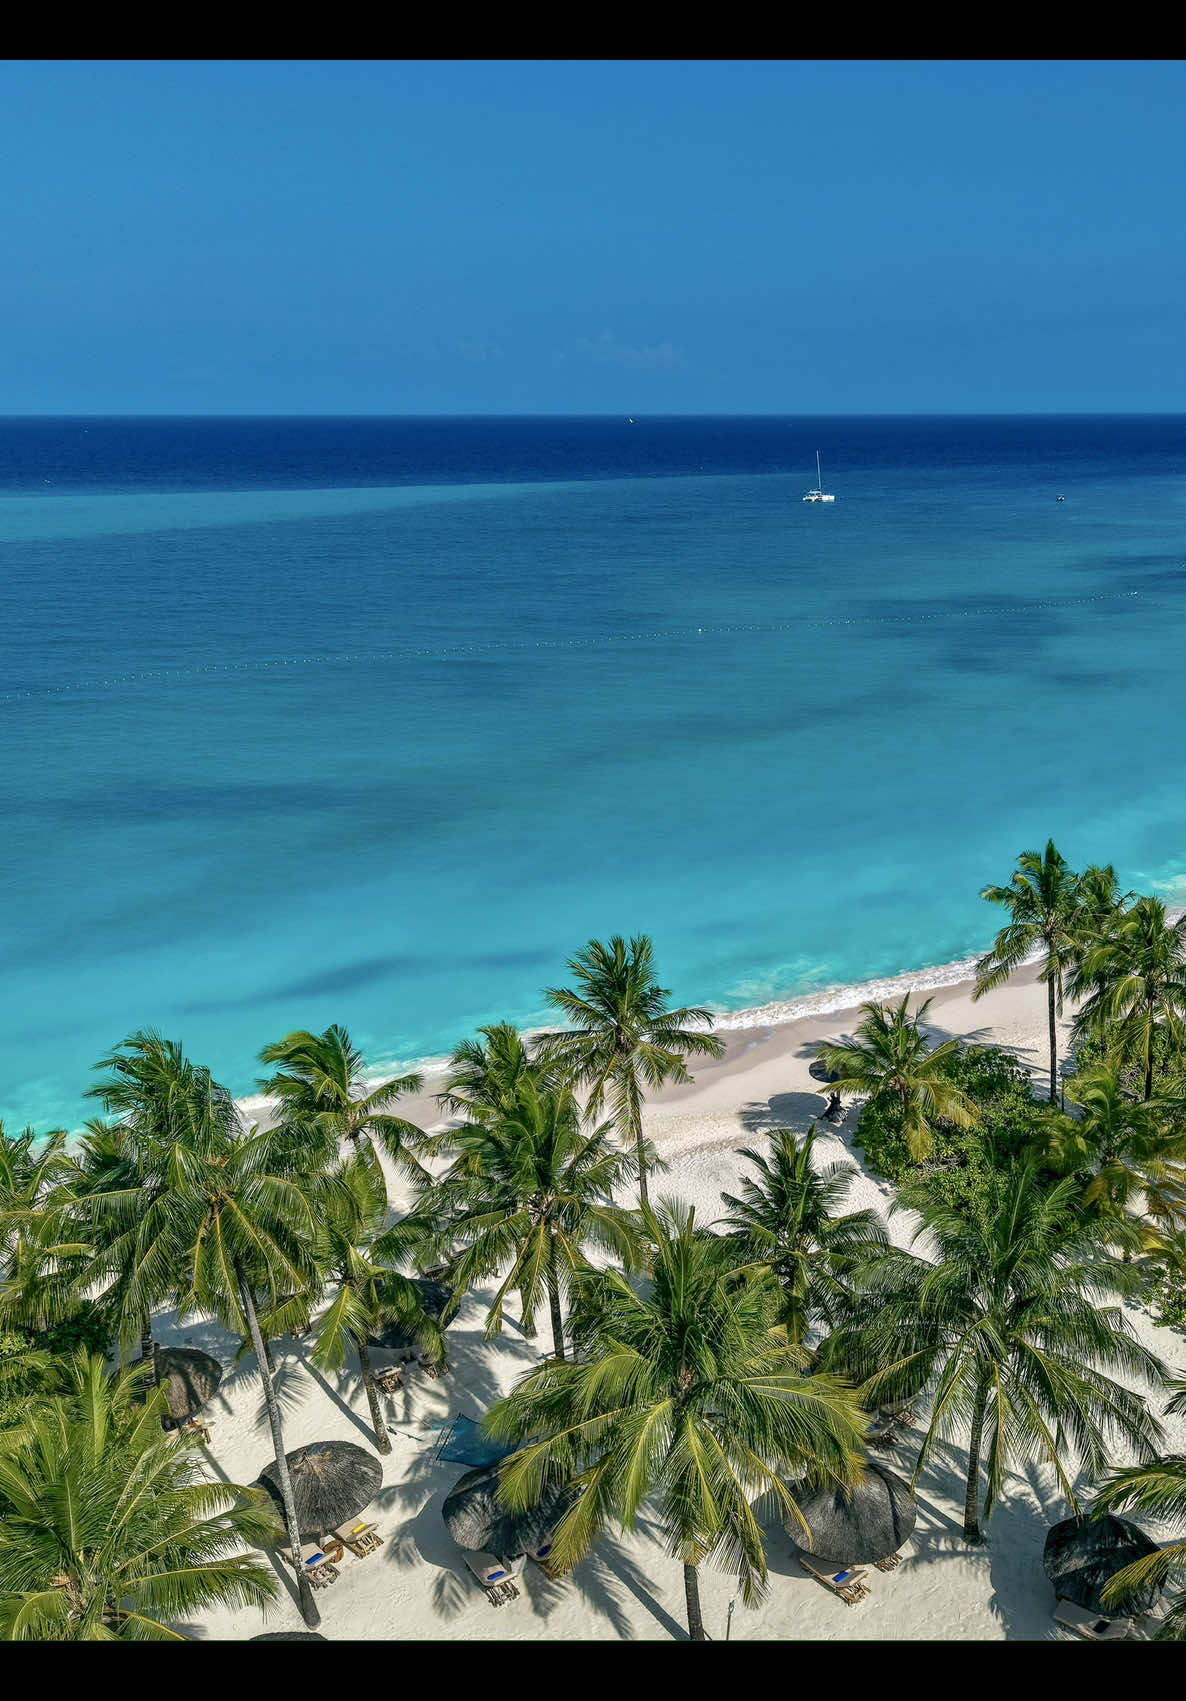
xmin=2 ymin=59 xmax=1183 ymax=413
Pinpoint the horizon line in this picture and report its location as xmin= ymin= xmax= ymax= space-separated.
xmin=3 ymin=409 xmax=1186 ymax=421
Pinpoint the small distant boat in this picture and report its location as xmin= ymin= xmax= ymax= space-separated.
xmin=1057 ymin=495 xmax=1066 ymax=502
xmin=627 ymin=417 xmax=635 ymax=424
xmin=803 ymin=451 xmax=836 ymax=503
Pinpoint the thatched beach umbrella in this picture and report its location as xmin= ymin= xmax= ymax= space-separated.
xmin=1043 ymin=1515 xmax=1161 ymax=1616
xmin=139 ymin=1347 xmax=223 ymax=1428
xmin=786 ymin=1462 xmax=917 ymax=1564
xmin=257 ymin=1441 xmax=383 ymax=1542
xmin=442 ymin=1463 xmax=576 ymax=1556
xmin=250 ymin=1632 xmax=328 ymax=1641
xmin=809 ymin=1057 xmax=842 ymax=1086
xmin=368 ymin=1277 xmax=453 ymax=1355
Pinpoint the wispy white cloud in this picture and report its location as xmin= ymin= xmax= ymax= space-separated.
xmin=564 ymin=330 xmax=687 ymax=370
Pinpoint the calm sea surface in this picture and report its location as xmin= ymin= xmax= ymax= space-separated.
xmin=2 ymin=415 xmax=1184 ymax=1128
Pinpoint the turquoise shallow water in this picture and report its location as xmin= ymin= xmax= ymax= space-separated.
xmin=2 ymin=416 xmax=1184 ymax=1129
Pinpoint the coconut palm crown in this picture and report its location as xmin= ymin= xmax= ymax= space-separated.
xmin=258 ymin=1023 xmax=428 ymax=1189
xmin=821 ymin=1168 xmax=1167 ymax=1543
xmin=539 ymin=934 xmax=724 ymax=1205
xmin=974 ymin=840 xmax=1082 ymax=1102
xmin=1071 ymin=897 xmax=1186 ymax=1101
xmin=0 ymin=1352 xmax=278 ymax=1640
xmin=718 ymin=1125 xmax=888 ymax=1343
xmin=815 ymin=996 xmax=976 ymax=1161
xmin=485 ymin=1198 xmax=867 ymax=1640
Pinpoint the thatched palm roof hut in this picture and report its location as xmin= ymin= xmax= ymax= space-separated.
xmin=250 ymin=1632 xmax=328 ymax=1640
xmin=442 ymin=1462 xmax=576 ymax=1556
xmin=138 ymin=1347 xmax=223 ymax=1428
xmin=368 ymin=1277 xmax=453 ymax=1355
xmin=257 ymin=1441 xmax=383 ymax=1542
xmin=786 ymin=1462 xmax=917 ymax=1565
xmin=1043 ymin=1515 xmax=1161 ymax=1615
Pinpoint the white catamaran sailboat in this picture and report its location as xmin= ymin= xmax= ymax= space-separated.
xmin=802 ymin=451 xmax=836 ymax=503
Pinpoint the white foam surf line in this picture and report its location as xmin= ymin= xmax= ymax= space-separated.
xmin=231 ymin=907 xmax=1185 ymax=1125
xmin=704 ymin=949 xmax=1034 ymax=1031
xmin=709 ymin=902 xmax=1185 ymax=1033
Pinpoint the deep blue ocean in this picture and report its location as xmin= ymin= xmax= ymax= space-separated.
xmin=2 ymin=415 xmax=1185 ymax=1130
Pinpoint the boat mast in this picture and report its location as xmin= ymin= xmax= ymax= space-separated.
xmin=816 ymin=450 xmax=822 ymax=490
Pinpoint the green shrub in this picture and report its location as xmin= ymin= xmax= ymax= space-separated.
xmin=32 ymin=1302 xmax=113 ymax=1361
xmin=853 ymin=1043 xmax=1052 ymax=1224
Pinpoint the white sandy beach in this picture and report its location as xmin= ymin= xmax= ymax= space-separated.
xmin=164 ymin=964 xmax=1186 ymax=1641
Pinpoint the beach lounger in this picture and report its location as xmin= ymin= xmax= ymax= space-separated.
xmin=371 ymin=1366 xmax=403 ymax=1394
xmin=1053 ymin=1599 xmax=1134 ymax=1640
xmin=874 ymin=1551 xmax=903 ymax=1572
xmin=181 ymin=1417 xmax=212 ymax=1445
xmin=867 ymin=1415 xmax=897 ymax=1451
xmin=333 ymin=1519 xmax=382 ymax=1557
xmin=527 ymin=1536 xmax=561 ymax=1572
xmin=282 ymin=1543 xmax=341 ymax=1589
xmin=463 ymin=1550 xmax=522 ymax=1606
xmin=798 ymin=1552 xmax=870 ymax=1605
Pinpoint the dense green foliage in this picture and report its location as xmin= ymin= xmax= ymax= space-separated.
xmin=718 ymin=1125 xmax=888 ymax=1342
xmin=486 ymin=1200 xmax=868 ymax=1639
xmin=817 ymin=995 xmax=976 ymax=1161
xmin=822 ymin=1168 xmax=1167 ymax=1541
xmin=0 ymin=1353 xmax=278 ymax=1640
xmin=853 ymin=1042 xmax=1049 ymax=1223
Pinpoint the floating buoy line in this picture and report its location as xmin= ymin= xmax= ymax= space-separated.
xmin=0 ymin=587 xmax=1151 ymax=706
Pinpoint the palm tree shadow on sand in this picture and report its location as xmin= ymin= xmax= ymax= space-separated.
xmin=738 ymin=1090 xmax=833 ymax=1136
xmin=382 ymin=1482 xmax=688 ymax=1636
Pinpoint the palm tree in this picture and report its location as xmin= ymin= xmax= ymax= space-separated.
xmin=0 ymin=1333 xmax=70 ymax=1439
xmin=717 ymin=1126 xmax=888 ymax=1343
xmin=169 ymin=1115 xmax=325 ymax=1628
xmin=424 ymin=1077 xmax=642 ymax=1360
xmin=275 ymin=1152 xmax=442 ymax=1456
xmin=87 ymin=1040 xmax=325 ymax=1628
xmin=1028 ymin=1062 xmax=1186 ymax=1242
xmin=258 ymin=1024 xmax=428 ymax=1196
xmin=0 ymin=1351 xmax=278 ymax=1640
xmin=816 ymin=996 xmax=976 ymax=1161
xmin=83 ymin=1033 xmax=222 ymax=1373
xmin=1073 ymin=863 xmax=1131 ymax=944
xmin=1094 ymin=1386 xmax=1186 ymax=1640
xmin=974 ymin=840 xmax=1081 ymax=1102
xmin=823 ymin=1168 xmax=1166 ymax=1542
xmin=1072 ymin=896 xmax=1186 ymax=1100
xmin=540 ymin=934 xmax=724 ymax=1206
xmin=486 ymin=1200 xmax=868 ymax=1640
xmin=0 ymin=1124 xmax=86 ymax=1337
xmin=436 ymin=1022 xmax=546 ymax=1125
xmin=63 ymin=1117 xmax=167 ymax=1377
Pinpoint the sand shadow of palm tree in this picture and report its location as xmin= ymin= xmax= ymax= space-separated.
xmin=738 ymin=1091 xmax=834 ymax=1136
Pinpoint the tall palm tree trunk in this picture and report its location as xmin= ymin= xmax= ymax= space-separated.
xmin=546 ymin=1232 xmax=565 ymax=1362
xmin=1047 ymin=968 xmax=1058 ymax=1104
xmin=683 ymin=1562 xmax=707 ymax=1641
xmin=626 ymin=1074 xmax=648 ymax=1208
xmin=355 ymin=1336 xmax=391 ymax=1455
xmin=1145 ymin=1003 xmax=1155 ymax=1102
xmin=238 ymin=1267 xmax=320 ymax=1630
xmin=140 ymin=1319 xmax=156 ymax=1385
xmin=519 ymin=1288 xmax=537 ymax=1339
xmin=963 ymin=1376 xmax=991 ymax=1543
